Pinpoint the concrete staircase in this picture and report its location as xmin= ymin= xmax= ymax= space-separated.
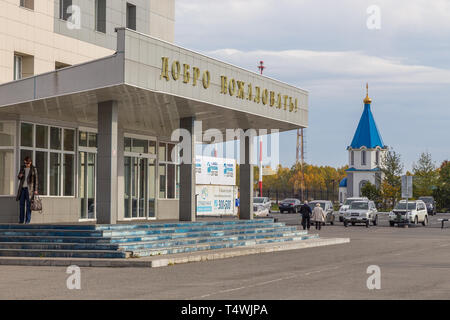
xmin=0 ymin=219 xmax=318 ymax=259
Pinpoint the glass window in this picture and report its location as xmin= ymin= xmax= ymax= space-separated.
xmin=350 ymin=151 xmax=354 ymax=166
xmin=362 ymin=151 xmax=366 ymax=165
xmin=20 ymin=149 xmax=33 ymax=166
xmin=50 ymin=127 xmax=61 ymax=150
xmin=126 ymin=3 xmax=137 ymax=30
xmin=167 ymin=144 xmax=176 ymax=162
xmin=60 ymin=0 xmax=72 ymax=20
xmin=36 ymin=125 xmax=48 ymax=149
xmin=0 ymin=150 xmax=15 ymax=196
xmin=95 ymin=0 xmax=106 ymax=33
xmin=35 ymin=151 xmax=48 ymax=196
xmin=63 ymin=154 xmax=75 ymax=196
xmin=0 ymin=122 xmax=15 ymax=147
xmin=20 ymin=0 xmax=34 ymax=10
xmin=149 ymin=140 xmax=156 ymax=154
xmin=88 ymin=133 xmax=97 ymax=148
xmin=159 ymin=164 xmax=166 ymax=198
xmin=167 ymin=164 xmax=175 ymax=199
xmin=159 ymin=143 xmax=166 ymax=162
xmin=63 ymin=129 xmax=75 ymax=151
xmin=14 ymin=55 xmax=22 ymax=80
xmin=21 ymin=123 xmax=33 ymax=147
xmin=124 ymin=137 xmax=132 ymax=152
xmin=132 ymin=139 xmax=147 ymax=154
xmin=50 ymin=153 xmax=61 ymax=196
xmin=79 ymin=131 xmax=88 ymax=147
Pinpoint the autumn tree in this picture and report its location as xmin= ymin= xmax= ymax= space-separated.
xmin=381 ymin=149 xmax=404 ymax=208
xmin=433 ymin=160 xmax=450 ymax=212
xmin=412 ymin=152 xmax=438 ymax=198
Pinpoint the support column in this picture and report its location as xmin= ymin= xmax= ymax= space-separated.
xmin=97 ymin=101 xmax=119 ymax=224
xmin=179 ymin=117 xmax=196 ymax=222
xmin=239 ymin=133 xmax=254 ymax=220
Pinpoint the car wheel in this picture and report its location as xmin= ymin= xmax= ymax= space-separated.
xmin=422 ymin=216 xmax=428 ymax=226
xmin=372 ymin=215 xmax=378 ymax=226
xmin=414 ymin=216 xmax=418 ymax=225
xmin=351 ymin=222 xmax=355 ymax=226
xmin=389 ymin=221 xmax=395 ymax=227
xmin=366 ymin=221 xmax=370 ymax=228
xmin=280 ymin=210 xmax=284 ymax=214
xmin=344 ymin=221 xmax=348 ymax=227
xmin=339 ymin=217 xmax=343 ymax=222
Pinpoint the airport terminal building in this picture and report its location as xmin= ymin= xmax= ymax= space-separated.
xmin=0 ymin=0 xmax=308 ymax=224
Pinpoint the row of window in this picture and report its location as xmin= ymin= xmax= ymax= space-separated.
xmin=13 ymin=53 xmax=69 ymax=81
xmin=19 ymin=0 xmax=137 ymax=33
xmin=0 ymin=122 xmax=179 ymax=200
xmin=350 ymin=150 xmax=380 ymax=166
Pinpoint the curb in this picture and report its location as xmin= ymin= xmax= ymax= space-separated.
xmin=0 ymin=237 xmax=350 ymax=268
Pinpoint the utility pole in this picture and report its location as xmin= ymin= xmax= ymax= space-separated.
xmin=296 ymin=128 xmax=305 ymax=202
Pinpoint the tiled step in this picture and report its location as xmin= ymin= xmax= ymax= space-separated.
xmin=109 ymin=226 xmax=298 ymax=243
xmin=0 ymin=248 xmax=128 ymax=259
xmin=0 ymin=236 xmax=111 ymax=244
xmin=0 ymin=224 xmax=96 ymax=231
xmin=102 ymin=222 xmax=286 ymax=237
xmin=132 ymin=234 xmax=319 ymax=257
xmin=117 ymin=231 xmax=307 ymax=251
xmin=95 ymin=218 xmax=274 ymax=231
xmin=0 ymin=242 xmax=119 ymax=251
xmin=0 ymin=230 xmax=103 ymax=237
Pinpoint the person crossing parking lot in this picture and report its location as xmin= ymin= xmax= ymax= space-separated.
xmin=300 ymin=201 xmax=312 ymax=230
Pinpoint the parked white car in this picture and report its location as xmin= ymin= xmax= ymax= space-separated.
xmin=389 ymin=200 xmax=428 ymax=226
xmin=253 ymin=197 xmax=271 ymax=216
xmin=343 ymin=200 xmax=378 ymax=228
xmin=338 ymin=197 xmax=369 ymax=222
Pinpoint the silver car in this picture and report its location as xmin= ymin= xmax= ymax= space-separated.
xmin=343 ymin=200 xmax=378 ymax=228
xmin=253 ymin=197 xmax=271 ymax=216
xmin=308 ymin=200 xmax=335 ymax=225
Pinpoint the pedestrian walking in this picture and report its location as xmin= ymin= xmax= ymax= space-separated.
xmin=16 ymin=156 xmax=39 ymax=224
xmin=312 ymin=202 xmax=325 ymax=230
xmin=300 ymin=201 xmax=312 ymax=230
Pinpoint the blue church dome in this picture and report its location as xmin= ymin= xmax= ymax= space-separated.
xmin=339 ymin=178 xmax=347 ymax=187
xmin=349 ymin=84 xmax=385 ymax=149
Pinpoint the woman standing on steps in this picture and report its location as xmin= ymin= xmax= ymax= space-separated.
xmin=16 ymin=156 xmax=39 ymax=224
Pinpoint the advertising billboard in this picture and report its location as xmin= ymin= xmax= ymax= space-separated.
xmin=196 ymin=185 xmax=238 ymax=216
xmin=195 ymin=156 xmax=236 ymax=186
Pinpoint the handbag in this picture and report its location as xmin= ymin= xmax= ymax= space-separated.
xmin=31 ymin=194 xmax=43 ymax=212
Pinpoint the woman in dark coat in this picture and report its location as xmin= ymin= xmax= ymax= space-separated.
xmin=16 ymin=156 xmax=39 ymax=224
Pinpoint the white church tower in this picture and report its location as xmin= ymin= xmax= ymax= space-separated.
xmin=339 ymin=84 xmax=388 ymax=202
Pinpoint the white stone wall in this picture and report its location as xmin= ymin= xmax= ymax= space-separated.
xmin=0 ymin=0 xmax=114 ymax=84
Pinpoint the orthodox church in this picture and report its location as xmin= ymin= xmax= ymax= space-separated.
xmin=339 ymin=85 xmax=388 ymax=203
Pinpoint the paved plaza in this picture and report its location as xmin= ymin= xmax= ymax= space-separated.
xmin=0 ymin=213 xmax=449 ymax=300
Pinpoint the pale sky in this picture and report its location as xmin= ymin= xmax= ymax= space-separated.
xmin=175 ymin=0 xmax=450 ymax=171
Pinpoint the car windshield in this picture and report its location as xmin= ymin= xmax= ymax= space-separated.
xmin=254 ymin=198 xmax=265 ymax=203
xmin=309 ymin=202 xmax=325 ymax=209
xmin=419 ymin=197 xmax=432 ymax=204
xmin=282 ymin=199 xmax=296 ymax=203
xmin=344 ymin=199 xmax=360 ymax=205
xmin=350 ymin=202 xmax=368 ymax=210
xmin=395 ymin=202 xmax=417 ymax=210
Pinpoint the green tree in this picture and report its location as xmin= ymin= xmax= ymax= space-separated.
xmin=412 ymin=152 xmax=438 ymax=198
xmin=381 ymin=149 xmax=404 ymax=208
xmin=361 ymin=182 xmax=382 ymax=206
xmin=433 ymin=160 xmax=450 ymax=212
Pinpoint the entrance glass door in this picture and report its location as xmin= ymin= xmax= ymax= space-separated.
xmin=125 ymin=156 xmax=155 ymax=219
xmin=79 ymin=152 xmax=96 ymax=219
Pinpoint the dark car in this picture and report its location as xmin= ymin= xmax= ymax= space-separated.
xmin=278 ymin=198 xmax=301 ymax=213
xmin=418 ymin=196 xmax=436 ymax=215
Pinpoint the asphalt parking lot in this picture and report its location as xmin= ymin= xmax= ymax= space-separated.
xmin=0 ymin=212 xmax=449 ymax=300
